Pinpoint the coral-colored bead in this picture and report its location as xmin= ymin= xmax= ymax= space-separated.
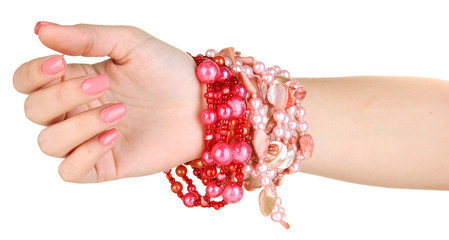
xmin=182 ymin=192 xmax=198 ymax=208
xmin=196 ymin=60 xmax=219 ymax=84
xmin=206 ymin=182 xmax=223 ymax=198
xmin=231 ymin=141 xmax=251 ymax=164
xmin=202 ymin=178 xmax=210 ymax=185
xmin=222 ymin=181 xmax=244 ymax=204
xmin=175 ymin=165 xmax=187 ymax=177
xmin=211 ymin=143 xmax=233 ymax=165
xmin=171 ymin=181 xmax=183 ymax=193
xmin=217 ymin=103 xmax=233 ymax=120
xmin=228 ymin=162 xmax=237 ymax=172
xmin=213 ymin=56 xmax=225 ymax=66
xmin=204 ymin=167 xmax=217 ymax=178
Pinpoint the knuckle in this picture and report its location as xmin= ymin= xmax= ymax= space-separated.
xmin=55 ymin=81 xmax=70 ymax=106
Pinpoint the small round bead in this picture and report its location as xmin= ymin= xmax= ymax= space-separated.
xmin=278 ymin=69 xmax=290 ymax=78
xmin=273 ymin=110 xmax=286 ymax=122
xmin=242 ymin=164 xmax=253 ymax=174
xmin=235 ymin=59 xmax=243 ymax=65
xmin=182 ymin=192 xmax=198 ymax=208
xmin=223 ymin=57 xmax=232 ymax=66
xmin=213 ymin=56 xmax=225 ymax=66
xmin=205 ymin=49 xmax=217 ymax=58
xmin=250 ymin=114 xmax=263 ymax=125
xmin=256 ymin=163 xmax=268 ymax=173
xmin=288 ymin=120 xmax=298 ymax=130
xmin=273 ymin=125 xmax=285 ymax=139
xmin=253 ymin=61 xmax=266 ymax=75
xmin=187 ymin=185 xmax=196 ymax=192
xmin=261 ymin=72 xmax=274 ymax=83
xmin=201 ymin=109 xmax=218 ymax=125
xmin=204 ymin=166 xmax=217 ymax=178
xmin=259 ymin=175 xmax=271 ymax=186
xmin=271 ymin=212 xmax=282 ymax=222
xmin=266 ymin=67 xmax=277 ymax=76
xmin=170 ymin=181 xmax=183 ymax=193
xmin=298 ymin=121 xmax=308 ymax=132
xmin=227 ymin=97 xmax=246 ymax=118
xmin=249 ymin=98 xmax=262 ymax=110
xmin=175 ymin=165 xmax=187 ymax=177
xmin=242 ymin=65 xmax=253 ymax=76
xmin=295 ymin=106 xmax=306 ymax=118
xmin=231 ymin=64 xmax=242 ymax=73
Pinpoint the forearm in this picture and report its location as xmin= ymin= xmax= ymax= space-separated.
xmin=296 ymin=76 xmax=449 ymax=190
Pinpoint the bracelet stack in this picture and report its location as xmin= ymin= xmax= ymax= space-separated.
xmin=164 ymin=47 xmax=314 ymax=229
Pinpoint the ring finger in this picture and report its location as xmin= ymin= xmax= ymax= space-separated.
xmin=37 ymin=103 xmax=126 ymax=158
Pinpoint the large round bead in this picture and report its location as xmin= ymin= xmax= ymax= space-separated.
xmin=205 ymin=182 xmax=223 ymax=198
xmin=217 ymin=103 xmax=233 ymax=120
xmin=182 ymin=192 xmax=198 ymax=208
xmin=227 ymin=97 xmax=245 ymax=118
xmin=211 ymin=143 xmax=233 ymax=165
xmin=201 ymin=109 xmax=218 ymax=125
xmin=222 ymin=181 xmax=244 ymax=204
xmin=196 ymin=60 xmax=219 ymax=84
xmin=232 ymin=141 xmax=252 ymax=164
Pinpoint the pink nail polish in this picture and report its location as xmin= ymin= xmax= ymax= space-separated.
xmin=98 ymin=128 xmax=119 ymax=146
xmin=42 ymin=55 xmax=66 ymax=75
xmin=100 ymin=103 xmax=126 ymax=123
xmin=34 ymin=21 xmax=58 ymax=35
xmin=81 ymin=75 xmax=110 ymax=95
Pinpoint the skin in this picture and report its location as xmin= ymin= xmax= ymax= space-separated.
xmin=13 ymin=24 xmax=449 ymax=190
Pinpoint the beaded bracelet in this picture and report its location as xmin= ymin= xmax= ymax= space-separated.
xmin=164 ymin=47 xmax=314 ymax=229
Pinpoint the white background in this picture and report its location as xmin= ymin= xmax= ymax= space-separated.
xmin=1 ymin=0 xmax=448 ymax=239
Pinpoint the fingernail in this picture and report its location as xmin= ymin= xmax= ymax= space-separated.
xmin=81 ymin=75 xmax=110 ymax=95
xmin=100 ymin=103 xmax=126 ymax=123
xmin=42 ymin=55 xmax=66 ymax=75
xmin=34 ymin=21 xmax=58 ymax=35
xmin=98 ymin=128 xmax=119 ymax=146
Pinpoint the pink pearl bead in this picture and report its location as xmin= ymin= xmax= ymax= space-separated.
xmin=196 ymin=60 xmax=219 ymax=84
xmin=222 ymin=181 xmax=244 ymax=204
xmin=242 ymin=164 xmax=252 ymax=174
xmin=273 ymin=125 xmax=285 ymax=139
xmin=289 ymin=162 xmax=300 ymax=173
xmin=234 ymin=59 xmax=243 ymax=65
xmin=242 ymin=65 xmax=253 ymax=76
xmin=275 ymin=197 xmax=282 ymax=205
xmin=205 ymin=49 xmax=217 ymax=58
xmin=273 ymin=65 xmax=281 ymax=74
xmin=217 ymin=173 xmax=227 ymax=181
xmin=217 ymin=103 xmax=233 ymax=120
xmin=259 ymin=105 xmax=268 ymax=116
xmin=201 ymin=109 xmax=218 ymax=125
xmin=256 ymin=163 xmax=268 ymax=173
xmin=259 ymin=175 xmax=270 ymax=186
xmin=249 ymin=98 xmax=262 ymax=110
xmin=206 ymin=182 xmax=223 ymax=198
xmin=231 ymin=83 xmax=247 ymax=99
xmin=295 ymin=106 xmax=305 ymax=118
xmin=232 ymin=141 xmax=252 ymax=164
xmin=202 ymin=151 xmax=214 ymax=165
xmin=211 ymin=143 xmax=233 ymax=165
xmin=182 ymin=192 xmax=198 ymax=208
xmin=223 ymin=57 xmax=232 ymax=66
xmin=261 ymin=72 xmax=274 ymax=83
xmin=231 ymin=64 xmax=242 ymax=73
xmin=273 ymin=110 xmax=286 ymax=122
xmin=284 ymin=130 xmax=292 ymax=140
xmin=227 ymin=97 xmax=245 ymax=118
xmin=250 ymin=114 xmax=263 ymax=125
xmin=287 ymin=105 xmax=296 ymax=115
xmin=298 ymin=121 xmax=308 ymax=132
xmin=278 ymin=69 xmax=290 ymax=78
xmin=216 ymin=66 xmax=232 ymax=82
xmin=267 ymin=170 xmax=276 ymax=179
xmin=253 ymin=61 xmax=266 ymax=75
xmin=266 ymin=67 xmax=277 ymax=76
xmin=257 ymin=123 xmax=265 ymax=129
xmin=288 ymin=120 xmax=298 ymax=130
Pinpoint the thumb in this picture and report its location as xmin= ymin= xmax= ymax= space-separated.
xmin=35 ymin=23 xmax=152 ymax=64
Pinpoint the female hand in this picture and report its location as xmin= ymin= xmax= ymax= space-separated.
xmin=13 ymin=23 xmax=204 ymax=183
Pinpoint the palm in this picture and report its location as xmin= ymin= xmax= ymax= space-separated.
xmin=70 ymin=36 xmax=204 ymax=181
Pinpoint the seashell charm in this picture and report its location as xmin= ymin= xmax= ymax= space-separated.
xmin=259 ymin=187 xmax=277 ymax=217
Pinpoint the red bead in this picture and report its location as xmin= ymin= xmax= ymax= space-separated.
xmin=201 ymin=109 xmax=218 ymax=125
xmin=202 ymin=178 xmax=210 ymax=185
xmin=187 ymin=185 xmax=196 ymax=192
xmin=175 ymin=165 xmax=187 ymax=177
xmin=228 ymin=162 xmax=237 ymax=173
xmin=235 ymin=172 xmax=244 ymax=182
xmin=213 ymin=56 xmax=225 ymax=66
xmin=204 ymin=166 xmax=217 ymax=178
xmin=171 ymin=181 xmax=183 ymax=193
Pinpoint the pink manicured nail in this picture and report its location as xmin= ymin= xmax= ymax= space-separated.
xmin=34 ymin=21 xmax=58 ymax=35
xmin=100 ymin=103 xmax=126 ymax=123
xmin=42 ymin=55 xmax=66 ymax=75
xmin=81 ymin=75 xmax=110 ymax=95
xmin=98 ymin=128 xmax=119 ymax=146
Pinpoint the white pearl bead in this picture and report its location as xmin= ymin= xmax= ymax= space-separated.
xmin=232 ymin=64 xmax=242 ymax=73
xmin=256 ymin=163 xmax=268 ymax=173
xmin=235 ymin=59 xmax=243 ymax=65
xmin=223 ymin=57 xmax=232 ymax=66
xmin=259 ymin=176 xmax=271 ymax=186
